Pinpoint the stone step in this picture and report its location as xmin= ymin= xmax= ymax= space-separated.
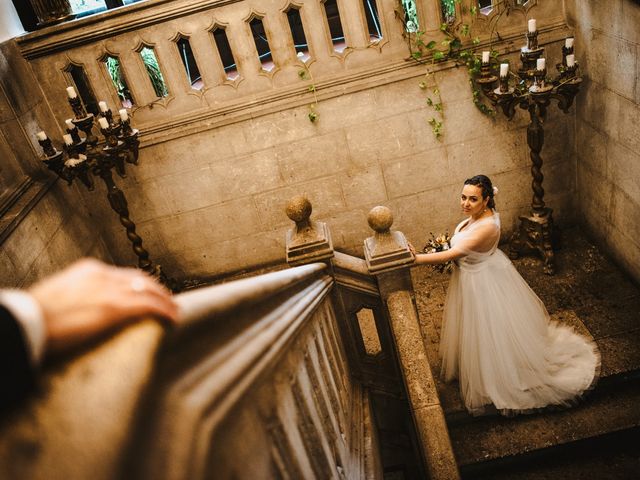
xmin=448 ymin=375 xmax=640 ymax=472
xmin=461 ymin=426 xmax=640 ymax=480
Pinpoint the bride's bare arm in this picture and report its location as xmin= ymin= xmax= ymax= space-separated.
xmin=408 ymin=221 xmax=499 ymax=265
xmin=414 ymin=248 xmax=465 ymax=265
xmin=407 ymin=243 xmax=466 ymax=265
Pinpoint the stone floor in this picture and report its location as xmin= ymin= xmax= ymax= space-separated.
xmin=411 ymin=227 xmax=640 ymax=479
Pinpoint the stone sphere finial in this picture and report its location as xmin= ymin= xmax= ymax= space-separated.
xmin=368 ymin=206 xmax=393 ymax=233
xmin=286 ymin=195 xmax=312 ymax=224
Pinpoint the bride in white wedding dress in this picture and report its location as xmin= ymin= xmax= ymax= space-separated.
xmin=411 ymin=175 xmax=600 ymax=416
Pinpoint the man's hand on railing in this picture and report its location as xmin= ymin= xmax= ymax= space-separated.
xmin=28 ymin=258 xmax=178 ymax=356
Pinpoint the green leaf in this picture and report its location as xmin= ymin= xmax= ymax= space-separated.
xmin=433 ymin=51 xmax=445 ymax=61
xmin=461 ymin=24 xmax=470 ymax=36
xmin=308 ymin=85 xmax=316 ymax=92
xmin=472 ymin=37 xmax=480 ymax=45
xmin=434 ymin=103 xmax=443 ymax=112
xmin=411 ymin=51 xmax=423 ymax=59
xmin=440 ymin=23 xmax=448 ymax=32
xmin=298 ymin=70 xmax=307 ymax=79
xmin=419 ymin=81 xmax=428 ymax=90
xmin=441 ymin=39 xmax=451 ymax=47
xmin=426 ymin=40 xmax=437 ymax=49
xmin=426 ymin=97 xmax=433 ymax=105
xmin=470 ymin=6 xmax=477 ymax=16
xmin=308 ymin=111 xmax=318 ymax=122
xmin=450 ymin=38 xmax=462 ymax=49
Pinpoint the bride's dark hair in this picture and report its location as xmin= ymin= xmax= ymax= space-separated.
xmin=464 ymin=174 xmax=496 ymax=209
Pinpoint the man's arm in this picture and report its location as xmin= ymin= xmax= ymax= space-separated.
xmin=0 ymin=305 xmax=35 ymax=409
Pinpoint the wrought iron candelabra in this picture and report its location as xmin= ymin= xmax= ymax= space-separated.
xmin=36 ymin=88 xmax=171 ymax=287
xmin=475 ymin=22 xmax=581 ymax=275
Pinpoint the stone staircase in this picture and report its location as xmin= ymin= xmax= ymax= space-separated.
xmin=412 ymin=228 xmax=640 ymax=479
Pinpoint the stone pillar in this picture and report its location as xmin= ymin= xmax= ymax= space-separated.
xmin=364 ymin=206 xmax=460 ymax=480
xmin=285 ymin=195 xmax=334 ymax=266
xmin=28 ymin=0 xmax=75 ymax=28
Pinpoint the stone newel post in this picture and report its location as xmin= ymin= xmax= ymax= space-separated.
xmin=285 ymin=195 xmax=334 ymax=266
xmin=364 ymin=206 xmax=460 ymax=480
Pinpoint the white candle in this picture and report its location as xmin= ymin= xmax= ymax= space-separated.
xmin=36 ymin=131 xmax=47 ymax=141
xmin=500 ymin=63 xmax=509 ymax=77
xmin=98 ymin=117 xmax=109 ymax=129
xmin=536 ymin=58 xmax=546 ymax=71
xmin=118 ymin=109 xmax=129 ymax=122
xmin=565 ymin=37 xmax=574 ymax=49
xmin=99 ymin=101 xmax=109 ymax=112
xmin=482 ymin=51 xmax=490 ymax=64
xmin=566 ymin=54 xmax=575 ymax=67
xmin=63 ymin=134 xmax=73 ymax=145
xmin=65 ymin=119 xmax=75 ymax=130
xmin=66 ymin=86 xmax=78 ymax=99
xmin=528 ymin=19 xmax=537 ymax=33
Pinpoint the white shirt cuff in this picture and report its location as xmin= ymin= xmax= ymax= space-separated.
xmin=0 ymin=290 xmax=46 ymax=367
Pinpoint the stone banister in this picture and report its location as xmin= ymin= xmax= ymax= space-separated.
xmin=364 ymin=205 xmax=460 ymax=480
xmin=0 ymin=262 xmax=380 ymax=480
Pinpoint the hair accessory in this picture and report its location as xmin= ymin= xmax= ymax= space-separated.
xmin=493 ymin=186 xmax=499 ymax=196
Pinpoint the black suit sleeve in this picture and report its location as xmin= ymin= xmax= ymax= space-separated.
xmin=0 ymin=305 xmax=35 ymax=409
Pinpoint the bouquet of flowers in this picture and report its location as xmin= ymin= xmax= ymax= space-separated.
xmin=423 ymin=232 xmax=454 ymax=274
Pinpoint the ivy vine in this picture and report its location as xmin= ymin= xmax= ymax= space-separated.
xmin=298 ymin=53 xmax=320 ymax=123
xmin=397 ymin=0 xmax=512 ymax=139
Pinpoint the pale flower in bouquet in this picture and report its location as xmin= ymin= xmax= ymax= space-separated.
xmin=423 ymin=232 xmax=454 ymax=274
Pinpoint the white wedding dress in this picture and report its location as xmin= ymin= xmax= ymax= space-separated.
xmin=439 ymin=211 xmax=600 ymax=415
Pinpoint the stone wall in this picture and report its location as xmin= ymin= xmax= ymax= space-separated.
xmin=115 ymin=66 xmax=577 ymax=282
xmin=566 ymin=0 xmax=640 ymax=282
xmin=3 ymin=0 xmax=579 ymax=283
xmin=0 ymin=39 xmax=112 ymax=288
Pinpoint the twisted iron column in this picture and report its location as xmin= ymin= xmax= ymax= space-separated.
xmin=37 ymin=90 xmax=176 ymax=289
xmin=508 ymin=99 xmax=557 ymax=274
xmin=97 ymin=167 xmax=155 ymax=275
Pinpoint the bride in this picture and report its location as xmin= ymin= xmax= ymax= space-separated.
xmin=410 ymin=175 xmax=600 ymax=415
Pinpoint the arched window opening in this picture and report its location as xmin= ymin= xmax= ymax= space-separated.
xmin=249 ymin=17 xmax=274 ymax=72
xmin=211 ymin=27 xmax=239 ymax=81
xmin=102 ymin=55 xmax=134 ymax=108
xmin=322 ymin=0 xmax=347 ymax=53
xmin=286 ymin=6 xmax=310 ymax=61
xmin=440 ymin=0 xmax=456 ymax=24
xmin=400 ymin=0 xmax=419 ymax=33
xmin=138 ymin=46 xmax=169 ymax=98
xmin=175 ymin=36 xmax=203 ymax=90
xmin=363 ymin=0 xmax=382 ymax=41
xmin=478 ymin=0 xmax=493 ymax=15
xmin=66 ymin=64 xmax=99 ymax=115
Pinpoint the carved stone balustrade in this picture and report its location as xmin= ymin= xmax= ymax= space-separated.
xmin=0 ymin=264 xmax=380 ymax=480
xmin=364 ymin=205 xmax=460 ymax=480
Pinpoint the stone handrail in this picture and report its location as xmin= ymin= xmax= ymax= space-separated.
xmin=0 ymin=262 xmax=381 ymax=479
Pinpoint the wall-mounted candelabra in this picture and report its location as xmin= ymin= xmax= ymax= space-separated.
xmin=475 ymin=19 xmax=581 ymax=275
xmin=36 ymin=86 xmax=172 ymax=287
